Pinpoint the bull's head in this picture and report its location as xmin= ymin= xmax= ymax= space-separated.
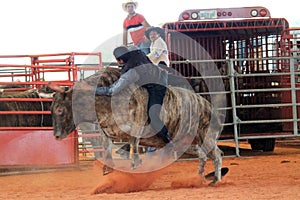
xmin=48 ymin=82 xmax=76 ymax=140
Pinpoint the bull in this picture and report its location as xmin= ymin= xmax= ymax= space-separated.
xmin=0 ymin=89 xmax=52 ymax=127
xmin=49 ymin=66 xmax=225 ymax=185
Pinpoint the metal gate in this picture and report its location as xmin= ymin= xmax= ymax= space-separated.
xmin=163 ymin=8 xmax=300 ymax=156
xmin=0 ymin=52 xmax=102 ymax=172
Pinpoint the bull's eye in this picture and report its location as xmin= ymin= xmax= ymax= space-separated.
xmin=55 ymin=107 xmax=64 ymax=115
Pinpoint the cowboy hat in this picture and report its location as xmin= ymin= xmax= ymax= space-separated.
xmin=122 ymin=0 xmax=138 ymax=11
xmin=145 ymin=27 xmax=165 ymax=40
xmin=113 ymin=46 xmax=130 ymax=59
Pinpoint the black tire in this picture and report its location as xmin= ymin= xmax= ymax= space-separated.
xmin=249 ymin=139 xmax=263 ymax=151
xmin=262 ymin=138 xmax=276 ymax=152
xmin=249 ymin=138 xmax=276 ymax=152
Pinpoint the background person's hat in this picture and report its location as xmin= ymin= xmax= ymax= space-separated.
xmin=145 ymin=27 xmax=165 ymax=40
xmin=122 ymin=0 xmax=138 ymax=11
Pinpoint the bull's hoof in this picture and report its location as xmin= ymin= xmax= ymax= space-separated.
xmin=120 ymin=151 xmax=130 ymax=159
xmin=208 ymin=179 xmax=218 ymax=186
xmin=103 ymin=165 xmax=114 ymax=175
xmin=205 ymin=167 xmax=229 ymax=186
xmin=205 ymin=167 xmax=229 ymax=181
xmin=131 ymin=159 xmax=142 ymax=169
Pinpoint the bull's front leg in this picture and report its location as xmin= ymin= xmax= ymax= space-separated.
xmin=130 ymin=137 xmax=142 ymax=169
xmin=102 ymin=135 xmax=115 ymax=175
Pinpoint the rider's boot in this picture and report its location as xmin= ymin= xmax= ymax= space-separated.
xmin=157 ymin=131 xmax=172 ymax=144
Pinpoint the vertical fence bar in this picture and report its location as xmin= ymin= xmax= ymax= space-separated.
xmin=229 ymin=59 xmax=241 ymax=157
xmin=290 ymin=58 xmax=298 ymax=135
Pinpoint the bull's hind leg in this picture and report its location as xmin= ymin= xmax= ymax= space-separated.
xmin=197 ymin=145 xmax=207 ymax=176
xmin=208 ymin=146 xmax=223 ymax=185
xmin=130 ymin=137 xmax=142 ymax=169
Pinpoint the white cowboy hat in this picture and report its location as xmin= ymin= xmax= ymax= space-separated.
xmin=122 ymin=0 xmax=138 ymax=11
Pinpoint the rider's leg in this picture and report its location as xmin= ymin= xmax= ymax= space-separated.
xmin=146 ymin=85 xmax=172 ymax=144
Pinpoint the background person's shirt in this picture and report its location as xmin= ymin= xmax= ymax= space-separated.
xmin=123 ymin=13 xmax=147 ymax=46
xmin=147 ymin=37 xmax=170 ymax=66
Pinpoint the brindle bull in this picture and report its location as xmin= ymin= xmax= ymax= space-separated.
xmin=49 ymin=67 xmax=224 ymax=185
xmin=0 ymin=89 xmax=52 ymax=127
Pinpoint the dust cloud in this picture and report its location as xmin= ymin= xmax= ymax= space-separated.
xmin=91 ymin=169 xmax=166 ymax=194
xmin=91 ymin=159 xmax=210 ymax=194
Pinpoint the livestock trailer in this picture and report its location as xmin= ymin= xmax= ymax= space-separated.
xmin=163 ymin=6 xmax=300 ymax=155
xmin=0 ymin=52 xmax=102 ymax=173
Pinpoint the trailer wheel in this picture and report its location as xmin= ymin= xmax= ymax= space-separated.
xmin=249 ymin=139 xmax=276 ymax=152
xmin=262 ymin=138 xmax=276 ymax=152
xmin=249 ymin=139 xmax=262 ymax=151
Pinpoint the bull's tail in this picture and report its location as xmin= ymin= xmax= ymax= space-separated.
xmin=210 ymin=93 xmax=226 ymax=135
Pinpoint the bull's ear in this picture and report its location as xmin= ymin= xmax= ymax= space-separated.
xmin=47 ymin=82 xmax=65 ymax=93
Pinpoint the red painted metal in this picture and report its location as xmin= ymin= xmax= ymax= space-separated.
xmin=0 ymin=52 xmax=102 ymax=170
xmin=0 ymin=111 xmax=51 ymax=115
xmin=0 ymin=127 xmax=53 ymax=130
xmin=163 ymin=7 xmax=299 ymax=137
xmin=178 ymin=7 xmax=271 ymax=21
xmin=0 ymin=98 xmax=52 ymax=102
xmin=279 ymin=28 xmax=300 ymax=131
xmin=0 ymin=130 xmax=77 ymax=166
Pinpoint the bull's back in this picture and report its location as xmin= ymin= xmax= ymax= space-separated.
xmin=0 ymin=91 xmax=52 ymax=127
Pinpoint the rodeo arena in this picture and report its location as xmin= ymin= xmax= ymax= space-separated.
xmin=0 ymin=6 xmax=300 ymax=200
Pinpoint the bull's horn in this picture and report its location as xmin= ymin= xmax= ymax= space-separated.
xmin=38 ymin=92 xmax=55 ymax=98
xmin=47 ymin=82 xmax=65 ymax=93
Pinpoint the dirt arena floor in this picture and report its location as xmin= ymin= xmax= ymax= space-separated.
xmin=0 ymin=138 xmax=299 ymax=200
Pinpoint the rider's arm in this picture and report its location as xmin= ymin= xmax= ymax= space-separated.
xmin=95 ymin=69 xmax=139 ymax=96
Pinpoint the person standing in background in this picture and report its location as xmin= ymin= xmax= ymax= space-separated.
xmin=145 ymin=26 xmax=170 ymax=66
xmin=122 ymin=0 xmax=151 ymax=54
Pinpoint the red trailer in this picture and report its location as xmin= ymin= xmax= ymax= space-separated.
xmin=163 ymin=6 xmax=300 ymax=155
xmin=0 ymin=52 xmax=102 ymax=173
